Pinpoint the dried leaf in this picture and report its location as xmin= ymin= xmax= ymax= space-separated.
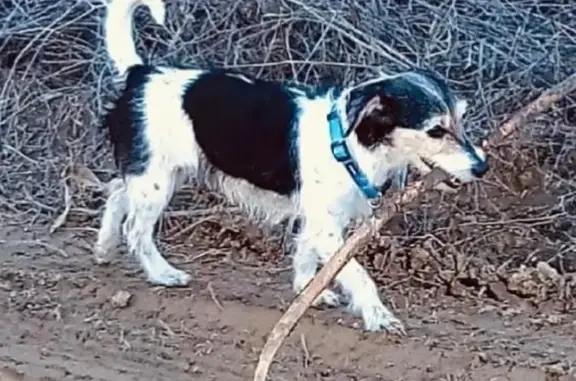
xmin=71 ymin=164 xmax=103 ymax=190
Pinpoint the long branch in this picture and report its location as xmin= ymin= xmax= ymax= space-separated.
xmin=253 ymin=72 xmax=576 ymax=381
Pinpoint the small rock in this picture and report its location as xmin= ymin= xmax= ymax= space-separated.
xmin=0 ymin=281 xmax=12 ymax=291
xmin=477 ymin=351 xmax=490 ymax=363
xmin=109 ymin=290 xmax=133 ymax=308
xmin=507 ymin=269 xmax=539 ymax=297
xmin=542 ymin=362 xmax=566 ymax=376
xmin=536 ymin=261 xmax=560 ymax=283
xmin=545 ymin=314 xmax=563 ymax=325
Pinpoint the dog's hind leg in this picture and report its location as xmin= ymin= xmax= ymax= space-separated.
xmin=123 ymin=166 xmax=191 ymax=286
xmin=94 ymin=178 xmax=129 ymax=265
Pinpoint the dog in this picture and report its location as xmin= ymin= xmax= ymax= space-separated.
xmin=96 ymin=0 xmax=489 ymax=334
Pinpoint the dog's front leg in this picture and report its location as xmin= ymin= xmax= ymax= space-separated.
xmin=292 ymin=232 xmax=341 ymax=308
xmin=300 ymin=216 xmax=406 ymax=334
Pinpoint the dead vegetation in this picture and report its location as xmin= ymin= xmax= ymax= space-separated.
xmin=1 ymin=0 xmax=576 ymax=341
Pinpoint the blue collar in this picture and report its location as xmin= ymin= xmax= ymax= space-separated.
xmin=327 ymin=96 xmax=383 ymax=201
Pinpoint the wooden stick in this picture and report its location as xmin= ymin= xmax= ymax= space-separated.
xmin=495 ymin=72 xmax=576 ymax=141
xmin=253 ymin=72 xmax=576 ymax=381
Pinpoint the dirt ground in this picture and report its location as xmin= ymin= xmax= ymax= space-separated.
xmin=1 ymin=205 xmax=575 ymax=381
xmin=2 ymin=0 xmax=576 ymax=380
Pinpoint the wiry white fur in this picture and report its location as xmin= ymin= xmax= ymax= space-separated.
xmin=105 ymin=0 xmax=166 ymax=76
xmin=96 ymin=0 xmax=487 ymax=335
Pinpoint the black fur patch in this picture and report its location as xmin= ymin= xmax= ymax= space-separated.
xmin=104 ymin=64 xmax=159 ymax=176
xmin=350 ymin=95 xmax=397 ymax=148
xmin=183 ymin=70 xmax=301 ymax=196
xmin=412 ymin=68 xmax=458 ymax=112
xmin=349 ymin=72 xmax=453 ymax=148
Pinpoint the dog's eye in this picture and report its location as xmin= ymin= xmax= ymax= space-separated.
xmin=427 ymin=125 xmax=448 ymax=138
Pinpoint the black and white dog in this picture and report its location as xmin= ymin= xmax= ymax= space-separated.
xmin=96 ymin=0 xmax=489 ymax=334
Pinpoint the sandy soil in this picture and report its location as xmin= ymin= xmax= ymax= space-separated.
xmin=1 ymin=220 xmax=575 ymax=381
xmin=2 ymin=0 xmax=575 ymax=379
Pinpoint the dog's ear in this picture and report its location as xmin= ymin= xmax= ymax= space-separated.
xmin=352 ymin=95 xmax=398 ymax=148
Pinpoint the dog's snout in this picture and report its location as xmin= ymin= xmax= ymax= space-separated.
xmin=471 ymin=160 xmax=489 ymax=178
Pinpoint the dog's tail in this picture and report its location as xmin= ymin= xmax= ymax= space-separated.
xmin=104 ymin=0 xmax=166 ymax=76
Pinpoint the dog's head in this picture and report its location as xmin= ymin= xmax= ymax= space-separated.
xmin=346 ymin=69 xmax=488 ymax=188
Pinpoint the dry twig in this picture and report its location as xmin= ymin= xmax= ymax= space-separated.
xmin=253 ymin=72 xmax=576 ymax=381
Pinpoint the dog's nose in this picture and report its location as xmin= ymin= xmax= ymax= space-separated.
xmin=471 ymin=160 xmax=489 ymax=178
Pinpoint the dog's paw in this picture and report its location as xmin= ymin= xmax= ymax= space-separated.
xmin=361 ymin=303 xmax=406 ymax=335
xmin=148 ymin=267 xmax=192 ymax=287
xmin=312 ymin=289 xmax=341 ymax=308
